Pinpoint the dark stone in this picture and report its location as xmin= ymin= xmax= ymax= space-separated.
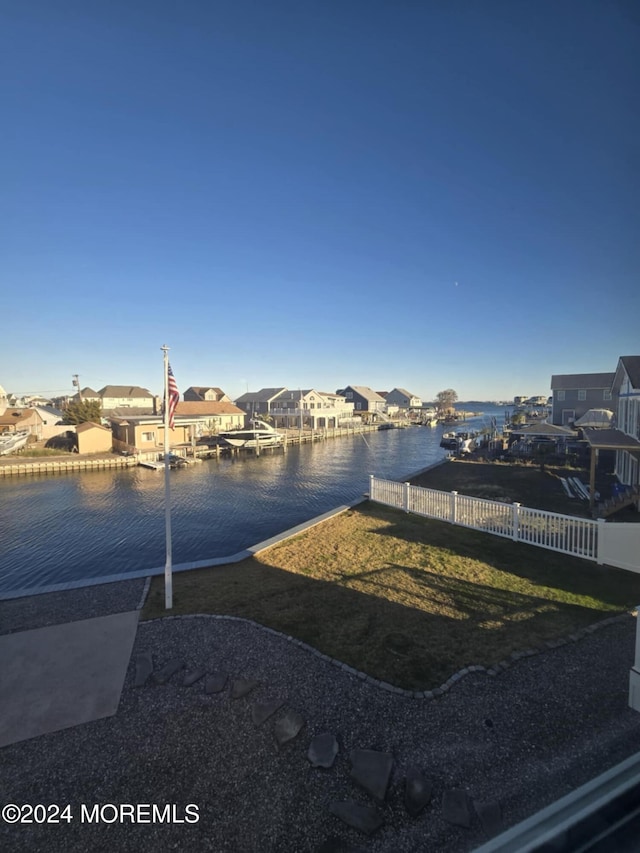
xmin=183 ymin=667 xmax=207 ymax=687
xmin=205 ymin=671 xmax=228 ymax=694
xmin=475 ymin=799 xmax=502 ymax=837
xmin=134 ymin=653 xmax=153 ymax=687
xmin=349 ymin=749 xmax=393 ymax=802
xmin=153 ymin=658 xmax=184 ymax=684
xmin=328 ymin=800 xmax=383 ymax=836
xmin=274 ymin=708 xmax=305 ymax=747
xmin=404 ymin=766 xmax=432 ymax=817
xmin=230 ymin=678 xmax=259 ymax=699
xmin=251 ymin=698 xmax=285 ymax=726
xmin=442 ymin=789 xmax=472 ymax=828
xmin=308 ymin=733 xmax=339 ymax=768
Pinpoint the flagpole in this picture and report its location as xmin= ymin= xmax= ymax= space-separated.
xmin=161 ymin=344 xmax=173 ymax=609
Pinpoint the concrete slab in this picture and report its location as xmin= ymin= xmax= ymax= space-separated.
xmin=0 ymin=610 xmax=139 ymax=747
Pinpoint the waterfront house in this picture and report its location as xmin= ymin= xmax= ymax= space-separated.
xmin=183 ymin=386 xmax=231 ymax=403
xmin=611 ymin=356 xmax=640 ymax=490
xmin=270 ymin=390 xmax=355 ymax=429
xmin=384 ymin=388 xmax=422 ymax=409
xmin=234 ymin=388 xmax=288 ymax=418
xmin=337 ymin=386 xmax=387 ymax=417
xmin=550 ymin=372 xmax=616 ymax=426
xmin=0 ymin=408 xmax=43 ymax=439
xmin=76 ymin=421 xmax=113 ymax=454
xmin=110 ymin=401 xmax=245 ymax=453
xmin=174 ymin=401 xmax=245 ymax=433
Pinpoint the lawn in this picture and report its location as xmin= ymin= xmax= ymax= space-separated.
xmin=143 ymin=501 xmax=640 ymax=690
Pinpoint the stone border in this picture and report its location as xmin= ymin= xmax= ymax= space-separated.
xmin=139 ymin=609 xmax=636 ymax=700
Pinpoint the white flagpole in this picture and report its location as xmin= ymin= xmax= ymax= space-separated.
xmin=161 ymin=344 xmax=173 ymax=609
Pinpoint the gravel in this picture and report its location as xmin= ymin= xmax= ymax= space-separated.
xmin=2 ymin=584 xmax=640 ymax=852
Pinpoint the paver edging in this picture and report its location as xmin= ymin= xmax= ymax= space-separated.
xmin=138 ymin=608 xmax=637 ymax=700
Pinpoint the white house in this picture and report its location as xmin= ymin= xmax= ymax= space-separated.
xmin=270 ymin=390 xmax=354 ymax=429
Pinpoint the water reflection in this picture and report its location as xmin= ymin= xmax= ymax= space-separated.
xmin=0 ymin=417 xmax=496 ymax=591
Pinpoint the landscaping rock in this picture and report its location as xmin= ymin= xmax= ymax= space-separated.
xmin=404 ymin=766 xmax=432 ymax=816
xmin=274 ymin=708 xmax=305 ymax=747
xmin=205 ymin=671 xmax=228 ymax=694
xmin=183 ymin=667 xmax=206 ymax=687
xmin=308 ymin=733 xmax=339 ymax=768
xmin=133 ymin=653 xmax=153 ymax=687
xmin=349 ymin=749 xmax=393 ymax=802
xmin=230 ymin=678 xmax=259 ymax=699
xmin=153 ymin=658 xmax=184 ymax=685
xmin=442 ymin=789 xmax=472 ymax=828
xmin=251 ymin=698 xmax=285 ymax=726
xmin=475 ymin=799 xmax=502 ymax=837
xmin=328 ymin=800 xmax=384 ymax=836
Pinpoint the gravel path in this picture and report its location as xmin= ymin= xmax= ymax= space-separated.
xmin=2 ymin=585 xmax=640 ymax=852
xmin=0 ymin=578 xmax=146 ymax=635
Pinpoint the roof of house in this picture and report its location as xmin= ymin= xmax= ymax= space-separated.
xmin=105 ymin=407 xmax=156 ymax=418
xmin=0 ymin=408 xmax=40 ymax=427
xmin=510 ymin=422 xmax=574 ymax=437
xmin=76 ymin=421 xmax=112 ymax=433
xmin=582 ymin=428 xmax=640 ymax=452
xmin=175 ymin=402 xmax=244 ymax=416
xmin=73 ymin=387 xmax=100 ymax=398
xmin=617 ymin=356 xmax=640 ymax=389
xmin=234 ymin=387 xmax=287 ymax=404
xmin=550 ymin=373 xmax=615 ymax=391
xmin=390 ymin=387 xmax=418 ymax=399
xmin=185 ymin=386 xmax=227 ymax=397
xmin=98 ymin=385 xmax=154 ymax=398
xmin=345 ymin=386 xmax=387 ymax=402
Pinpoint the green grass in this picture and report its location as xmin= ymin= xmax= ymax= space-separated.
xmin=143 ymin=501 xmax=640 ymax=689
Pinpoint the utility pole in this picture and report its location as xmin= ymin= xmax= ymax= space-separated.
xmin=72 ymin=375 xmax=82 ymax=401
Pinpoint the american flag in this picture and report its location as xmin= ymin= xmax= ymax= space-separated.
xmin=166 ymin=363 xmax=180 ymax=429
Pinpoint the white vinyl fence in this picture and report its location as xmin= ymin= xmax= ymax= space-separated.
xmin=369 ymin=476 xmax=640 ymax=570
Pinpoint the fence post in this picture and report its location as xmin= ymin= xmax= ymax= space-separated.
xmin=596 ymin=517 xmax=605 ymax=565
xmin=512 ymin=502 xmax=521 ymax=541
xmin=404 ymin=482 xmax=410 ymax=512
xmin=450 ymin=491 xmax=458 ymax=524
xmin=369 ymin=474 xmax=375 ymax=500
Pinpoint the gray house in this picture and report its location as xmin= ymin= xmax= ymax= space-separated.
xmin=385 ymin=388 xmax=422 ymax=409
xmin=550 ymin=372 xmax=615 ymax=426
xmin=337 ymin=386 xmax=387 ymax=415
xmin=233 ymin=388 xmax=287 ymax=417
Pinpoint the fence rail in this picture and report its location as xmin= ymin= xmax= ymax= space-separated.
xmin=370 ymin=475 xmax=602 ymax=562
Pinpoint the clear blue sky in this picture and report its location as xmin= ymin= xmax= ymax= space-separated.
xmin=2 ymin=1 xmax=638 ymax=402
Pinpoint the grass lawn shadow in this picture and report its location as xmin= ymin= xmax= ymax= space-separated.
xmin=143 ymin=503 xmax=640 ymax=690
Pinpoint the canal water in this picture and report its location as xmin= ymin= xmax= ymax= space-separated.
xmin=0 ymin=410 xmax=503 ymax=593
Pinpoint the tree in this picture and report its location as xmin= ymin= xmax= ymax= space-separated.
xmin=62 ymin=399 xmax=103 ymax=425
xmin=435 ymin=388 xmax=458 ymax=417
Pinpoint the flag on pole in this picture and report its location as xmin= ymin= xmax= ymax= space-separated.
xmin=167 ymin=363 xmax=180 ymax=429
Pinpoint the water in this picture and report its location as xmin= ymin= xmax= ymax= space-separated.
xmin=0 ymin=409 xmax=504 ymax=592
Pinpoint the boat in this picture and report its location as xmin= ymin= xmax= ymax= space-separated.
xmin=439 ymin=430 xmax=479 ymax=452
xmin=0 ymin=430 xmax=30 ymax=456
xmin=440 ymin=431 xmax=459 ymax=449
xmin=219 ymin=419 xmax=285 ymax=448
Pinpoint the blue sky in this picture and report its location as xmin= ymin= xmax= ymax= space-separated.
xmin=2 ymin=1 xmax=638 ymax=402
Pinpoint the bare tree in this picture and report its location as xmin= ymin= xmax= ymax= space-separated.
xmin=435 ymin=389 xmax=458 ymax=418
